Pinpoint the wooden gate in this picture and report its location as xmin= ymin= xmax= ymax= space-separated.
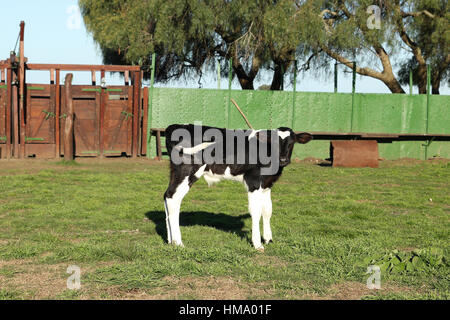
xmin=102 ymin=86 xmax=133 ymax=156
xmin=0 ymin=56 xmax=143 ymax=159
xmin=59 ymin=85 xmax=134 ymax=157
xmin=25 ymin=84 xmax=56 ymax=158
xmin=60 ymin=85 xmax=100 ymax=157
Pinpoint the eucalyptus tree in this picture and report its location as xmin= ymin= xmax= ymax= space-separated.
xmin=298 ymin=0 xmax=449 ymax=94
xmin=79 ymin=0 xmax=305 ymax=90
xmin=79 ymin=0 xmax=448 ymax=93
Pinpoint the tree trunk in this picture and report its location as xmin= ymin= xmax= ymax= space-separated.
xmin=270 ymin=63 xmax=283 ymax=91
xmin=432 ymin=80 xmax=440 ymax=95
xmin=432 ymin=67 xmax=444 ymax=95
xmin=383 ymin=76 xmax=406 ymax=94
xmin=232 ymin=61 xmax=255 ymax=90
xmin=237 ymin=77 xmax=255 ymax=90
xmin=416 ymin=64 xmax=428 ymax=94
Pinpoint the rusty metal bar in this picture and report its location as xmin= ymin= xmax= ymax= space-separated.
xmin=132 ymin=71 xmax=141 ymax=158
xmin=6 ymin=66 xmax=12 ymax=159
xmin=55 ymin=69 xmax=60 ymax=158
xmin=27 ymin=63 xmax=141 ymax=72
xmin=19 ymin=21 xmax=25 ymax=158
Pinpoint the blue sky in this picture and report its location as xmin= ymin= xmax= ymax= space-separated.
xmin=1 ymin=1 xmax=448 ymax=94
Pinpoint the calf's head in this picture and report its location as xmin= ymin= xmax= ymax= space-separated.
xmin=277 ymin=127 xmax=313 ymax=167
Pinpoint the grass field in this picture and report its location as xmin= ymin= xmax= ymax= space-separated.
xmin=0 ymin=158 xmax=448 ymax=300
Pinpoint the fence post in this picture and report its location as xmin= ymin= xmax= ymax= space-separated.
xmin=227 ymin=58 xmax=232 ymax=128
xmin=424 ymin=64 xmax=431 ymax=160
xmin=292 ymin=60 xmax=297 ymax=129
xmin=19 ymin=21 xmax=25 ymax=159
xmin=6 ymin=65 xmax=12 ymax=159
xmin=334 ymin=62 xmax=338 ymax=93
xmin=64 ymin=73 xmax=74 ymax=161
xmin=146 ymin=52 xmax=156 ymax=159
xmin=350 ymin=61 xmax=356 ymax=132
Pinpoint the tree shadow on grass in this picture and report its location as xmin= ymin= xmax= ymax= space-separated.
xmin=145 ymin=211 xmax=251 ymax=243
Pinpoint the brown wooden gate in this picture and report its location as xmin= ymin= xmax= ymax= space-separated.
xmin=102 ymin=86 xmax=133 ymax=156
xmin=60 ymin=85 xmax=100 ymax=157
xmin=59 ymin=85 xmax=134 ymax=157
xmin=25 ymin=84 xmax=56 ymax=158
xmin=0 ymin=55 xmax=143 ymax=159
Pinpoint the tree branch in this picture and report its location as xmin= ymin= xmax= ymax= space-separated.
xmin=401 ymin=10 xmax=436 ymax=19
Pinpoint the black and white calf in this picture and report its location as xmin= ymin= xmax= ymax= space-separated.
xmin=163 ymin=124 xmax=312 ymax=251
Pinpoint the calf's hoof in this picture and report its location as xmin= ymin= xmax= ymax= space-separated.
xmin=171 ymin=241 xmax=184 ymax=247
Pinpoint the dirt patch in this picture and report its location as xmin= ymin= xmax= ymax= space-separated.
xmin=0 ymin=158 xmax=167 ymax=176
xmin=252 ymin=254 xmax=288 ymax=268
xmin=0 ymin=262 xmax=68 ymax=299
xmin=68 ymin=275 xmax=275 ymax=300
xmin=156 ymin=276 xmax=274 ymax=300
xmin=312 ymin=281 xmax=421 ymax=300
xmin=0 ymin=260 xmax=117 ymax=299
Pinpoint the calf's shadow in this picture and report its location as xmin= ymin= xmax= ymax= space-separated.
xmin=145 ymin=211 xmax=251 ymax=242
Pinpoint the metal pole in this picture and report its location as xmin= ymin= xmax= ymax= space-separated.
xmin=19 ymin=21 xmax=25 ymax=159
xmin=424 ymin=64 xmax=431 ymax=160
xmin=334 ymin=62 xmax=338 ymax=93
xmin=352 ymin=61 xmax=356 ymax=94
xmin=350 ymin=61 xmax=356 ymax=132
xmin=292 ymin=60 xmax=297 ymax=129
xmin=227 ymin=58 xmax=232 ymax=128
xmin=146 ymin=53 xmax=156 ymax=159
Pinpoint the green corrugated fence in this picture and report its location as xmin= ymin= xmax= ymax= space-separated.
xmin=148 ymin=88 xmax=450 ymax=160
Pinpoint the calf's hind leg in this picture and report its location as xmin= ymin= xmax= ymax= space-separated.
xmin=261 ymin=188 xmax=273 ymax=244
xmin=163 ymin=175 xmax=191 ymax=246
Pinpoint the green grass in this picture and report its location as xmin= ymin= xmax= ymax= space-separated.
xmin=0 ymin=159 xmax=448 ymax=299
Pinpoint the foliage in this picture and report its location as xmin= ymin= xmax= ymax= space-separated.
xmin=79 ymin=0 xmax=306 ymax=90
xmin=79 ymin=0 xmax=449 ymax=93
xmin=297 ymin=0 xmax=450 ymax=93
xmin=362 ymin=248 xmax=448 ymax=274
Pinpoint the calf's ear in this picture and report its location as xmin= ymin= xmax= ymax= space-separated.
xmin=295 ymin=132 xmax=313 ymax=144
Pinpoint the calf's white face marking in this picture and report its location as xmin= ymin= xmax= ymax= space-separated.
xmin=277 ymin=130 xmax=291 ymax=140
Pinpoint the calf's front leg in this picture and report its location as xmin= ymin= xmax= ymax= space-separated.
xmin=248 ymin=188 xmax=264 ymax=251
